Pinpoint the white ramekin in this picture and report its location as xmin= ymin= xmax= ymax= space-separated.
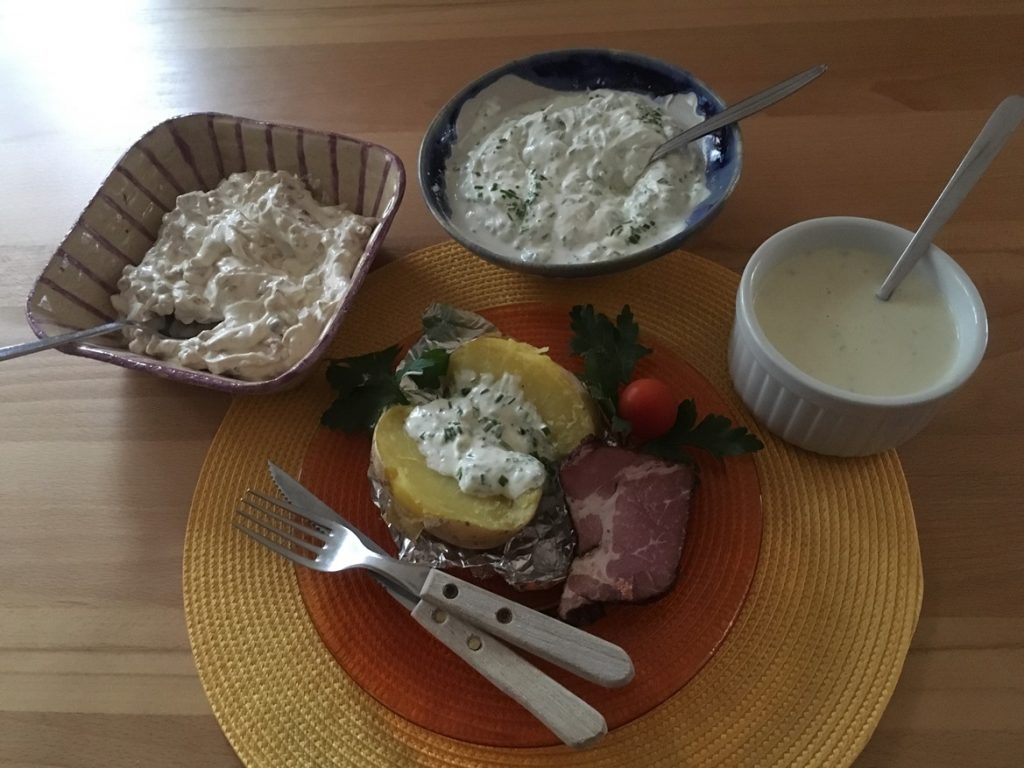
xmin=728 ymin=216 xmax=988 ymax=457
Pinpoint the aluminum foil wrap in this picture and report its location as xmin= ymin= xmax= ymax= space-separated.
xmin=367 ymin=303 xmax=576 ymax=589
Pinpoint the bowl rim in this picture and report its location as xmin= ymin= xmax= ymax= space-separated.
xmin=735 ymin=215 xmax=989 ymax=408
xmin=24 ymin=111 xmax=407 ymax=394
xmin=417 ymin=47 xmax=743 ymax=278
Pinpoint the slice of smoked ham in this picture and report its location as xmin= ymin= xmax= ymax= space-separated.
xmin=558 ymin=439 xmax=694 ymax=623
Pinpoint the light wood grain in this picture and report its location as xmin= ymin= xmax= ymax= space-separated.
xmin=0 ymin=1 xmax=1021 ymax=766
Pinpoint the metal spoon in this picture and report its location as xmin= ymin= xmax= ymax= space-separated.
xmin=876 ymin=94 xmax=1024 ymax=301
xmin=0 ymin=317 xmax=215 ymax=363
xmin=646 ymin=64 xmax=828 ymax=166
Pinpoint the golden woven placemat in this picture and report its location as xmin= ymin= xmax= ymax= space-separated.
xmin=183 ymin=243 xmax=922 ymax=767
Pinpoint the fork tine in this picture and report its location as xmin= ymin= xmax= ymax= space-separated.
xmin=240 ymin=493 xmax=326 ymax=539
xmin=232 ymin=522 xmax=331 ymax=570
xmin=235 ymin=507 xmax=324 ymax=556
xmin=250 ymin=488 xmax=339 ymax=529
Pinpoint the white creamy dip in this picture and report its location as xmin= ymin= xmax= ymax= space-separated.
xmin=404 ymin=369 xmax=555 ymax=499
xmin=754 ymin=247 xmax=958 ymax=396
xmin=111 ymin=170 xmax=375 ymax=381
xmin=447 ymin=89 xmax=709 ymax=265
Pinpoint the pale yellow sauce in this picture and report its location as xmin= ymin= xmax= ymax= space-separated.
xmin=754 ymin=247 xmax=957 ymax=396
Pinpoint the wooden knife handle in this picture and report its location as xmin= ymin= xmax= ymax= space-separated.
xmin=410 ymin=600 xmax=607 ymax=749
xmin=419 ymin=569 xmax=635 ymax=688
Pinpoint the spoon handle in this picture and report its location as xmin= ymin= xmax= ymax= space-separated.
xmin=877 ymin=95 xmax=1024 ymax=301
xmin=648 ymin=64 xmax=827 ymax=164
xmin=0 ymin=320 xmax=128 ymax=363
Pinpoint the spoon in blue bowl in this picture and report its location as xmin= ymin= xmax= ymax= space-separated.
xmin=646 ymin=63 xmax=828 ymax=168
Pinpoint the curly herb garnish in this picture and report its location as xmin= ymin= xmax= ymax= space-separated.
xmin=643 ymin=400 xmax=764 ymax=463
xmin=321 ymin=342 xmax=451 ymax=433
xmin=569 ymin=304 xmax=763 ymax=461
xmin=569 ymin=304 xmax=651 ymax=434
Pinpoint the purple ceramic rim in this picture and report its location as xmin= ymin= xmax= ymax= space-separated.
xmin=25 ymin=112 xmax=407 ymax=395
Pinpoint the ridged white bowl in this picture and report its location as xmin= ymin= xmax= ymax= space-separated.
xmin=729 ymin=217 xmax=988 ymax=456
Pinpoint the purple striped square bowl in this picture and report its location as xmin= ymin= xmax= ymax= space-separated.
xmin=26 ymin=113 xmax=405 ymax=394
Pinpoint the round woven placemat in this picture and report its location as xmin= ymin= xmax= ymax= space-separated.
xmin=183 ymin=243 xmax=922 ymax=767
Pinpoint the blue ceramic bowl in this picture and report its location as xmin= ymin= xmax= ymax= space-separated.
xmin=419 ymin=48 xmax=742 ymax=277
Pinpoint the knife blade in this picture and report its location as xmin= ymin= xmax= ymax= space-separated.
xmin=267 ymin=462 xmax=608 ymax=747
xmin=268 ymin=461 xmax=434 ymax=597
xmin=268 ymin=461 xmax=635 ymax=687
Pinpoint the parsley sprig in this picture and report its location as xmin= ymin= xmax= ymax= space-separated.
xmin=321 ymin=345 xmax=449 ymax=433
xmin=569 ymin=304 xmax=651 ymax=434
xmin=568 ymin=304 xmax=763 ymax=462
xmin=397 ymin=347 xmax=449 ymax=390
xmin=643 ymin=399 xmax=764 ymax=464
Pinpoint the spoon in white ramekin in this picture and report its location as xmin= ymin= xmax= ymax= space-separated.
xmin=877 ymin=95 xmax=1024 ymax=301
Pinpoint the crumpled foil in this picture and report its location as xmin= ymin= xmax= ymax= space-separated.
xmin=367 ymin=303 xmax=576 ymax=590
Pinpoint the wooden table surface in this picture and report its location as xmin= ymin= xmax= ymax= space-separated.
xmin=2 ymin=2 xmax=1022 ymax=766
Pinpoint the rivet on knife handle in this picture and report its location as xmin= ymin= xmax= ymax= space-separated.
xmin=419 ymin=570 xmax=635 ymax=688
xmin=410 ymin=600 xmax=607 ymax=749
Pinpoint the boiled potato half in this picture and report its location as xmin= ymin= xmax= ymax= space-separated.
xmin=371 ymin=336 xmax=599 ymax=549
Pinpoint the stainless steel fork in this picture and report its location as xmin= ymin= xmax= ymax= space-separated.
xmin=234 ymin=489 xmax=611 ymax=748
xmin=235 ymin=488 xmax=434 ymax=588
xmin=234 ymin=489 xmax=633 ymax=687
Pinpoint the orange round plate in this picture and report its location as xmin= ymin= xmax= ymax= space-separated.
xmin=295 ymin=303 xmax=762 ymax=748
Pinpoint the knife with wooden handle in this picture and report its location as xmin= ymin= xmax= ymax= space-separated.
xmin=381 ymin=580 xmax=607 ymax=748
xmin=269 ymin=462 xmax=635 ymax=689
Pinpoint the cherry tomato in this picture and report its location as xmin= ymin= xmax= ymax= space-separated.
xmin=618 ymin=378 xmax=678 ymax=444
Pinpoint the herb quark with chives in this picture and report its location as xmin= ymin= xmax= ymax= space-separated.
xmin=446 ymin=88 xmax=711 ymax=265
xmin=401 ymin=368 xmax=556 ymax=500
